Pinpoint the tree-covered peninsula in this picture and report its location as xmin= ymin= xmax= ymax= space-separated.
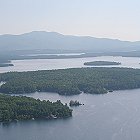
xmin=1 ymin=67 xmax=140 ymax=95
xmin=0 ymin=94 xmax=72 ymax=122
xmin=84 ymin=61 xmax=121 ymax=66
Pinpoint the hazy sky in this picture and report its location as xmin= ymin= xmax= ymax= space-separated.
xmin=0 ymin=0 xmax=140 ymax=41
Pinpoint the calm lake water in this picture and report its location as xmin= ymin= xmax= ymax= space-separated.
xmin=0 ymin=56 xmax=140 ymax=73
xmin=1 ymin=90 xmax=140 ymax=140
xmin=1 ymin=56 xmax=140 ymax=140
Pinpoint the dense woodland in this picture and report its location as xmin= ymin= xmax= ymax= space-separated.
xmin=84 ymin=61 xmax=121 ymax=66
xmin=1 ymin=67 xmax=140 ymax=95
xmin=0 ymin=94 xmax=72 ymax=122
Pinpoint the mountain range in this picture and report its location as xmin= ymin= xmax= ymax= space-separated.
xmin=0 ymin=31 xmax=140 ymax=52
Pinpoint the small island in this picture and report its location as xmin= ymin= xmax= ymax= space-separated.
xmin=0 ymin=63 xmax=14 ymax=67
xmin=69 ymin=100 xmax=83 ymax=107
xmin=84 ymin=61 xmax=121 ymax=66
xmin=0 ymin=94 xmax=72 ymax=122
xmin=0 ymin=60 xmax=14 ymax=67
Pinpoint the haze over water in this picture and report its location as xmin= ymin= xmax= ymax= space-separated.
xmin=0 ymin=56 xmax=140 ymax=73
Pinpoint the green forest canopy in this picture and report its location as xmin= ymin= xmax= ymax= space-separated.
xmin=0 ymin=94 xmax=72 ymax=122
xmin=84 ymin=61 xmax=121 ymax=66
xmin=1 ymin=67 xmax=140 ymax=95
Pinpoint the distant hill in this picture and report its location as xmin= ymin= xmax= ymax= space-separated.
xmin=0 ymin=31 xmax=140 ymax=52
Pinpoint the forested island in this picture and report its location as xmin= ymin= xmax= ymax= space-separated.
xmin=0 ymin=94 xmax=72 ymax=122
xmin=84 ymin=61 xmax=121 ymax=66
xmin=69 ymin=100 xmax=83 ymax=106
xmin=0 ymin=60 xmax=14 ymax=67
xmin=0 ymin=63 xmax=14 ymax=67
xmin=1 ymin=67 xmax=140 ymax=95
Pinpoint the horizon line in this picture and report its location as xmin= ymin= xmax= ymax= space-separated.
xmin=0 ymin=30 xmax=139 ymax=42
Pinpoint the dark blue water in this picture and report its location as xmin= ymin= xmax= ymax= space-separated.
xmin=1 ymin=89 xmax=140 ymax=140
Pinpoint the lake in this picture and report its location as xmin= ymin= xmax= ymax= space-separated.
xmin=1 ymin=89 xmax=140 ymax=140
xmin=1 ymin=56 xmax=140 ymax=140
xmin=0 ymin=56 xmax=140 ymax=73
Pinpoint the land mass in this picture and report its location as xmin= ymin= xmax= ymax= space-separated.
xmin=0 ymin=63 xmax=14 ymax=67
xmin=0 ymin=31 xmax=140 ymax=52
xmin=69 ymin=100 xmax=83 ymax=107
xmin=0 ymin=31 xmax=140 ymax=64
xmin=84 ymin=61 xmax=121 ymax=66
xmin=0 ymin=94 xmax=72 ymax=122
xmin=0 ymin=60 xmax=14 ymax=67
xmin=1 ymin=67 xmax=140 ymax=95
